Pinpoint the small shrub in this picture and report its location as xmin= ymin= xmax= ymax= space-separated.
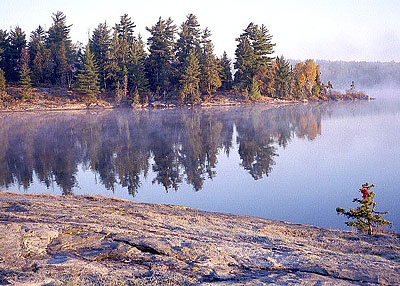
xmin=336 ymin=183 xmax=392 ymax=235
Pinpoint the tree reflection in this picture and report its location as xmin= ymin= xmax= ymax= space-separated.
xmin=0 ymin=104 xmax=324 ymax=195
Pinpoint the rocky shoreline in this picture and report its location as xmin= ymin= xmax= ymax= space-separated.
xmin=0 ymin=87 xmax=370 ymax=113
xmin=0 ymin=192 xmax=399 ymax=285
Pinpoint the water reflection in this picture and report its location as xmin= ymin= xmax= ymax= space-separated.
xmin=0 ymin=105 xmax=323 ymax=195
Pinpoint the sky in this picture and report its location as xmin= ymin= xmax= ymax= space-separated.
xmin=1 ymin=0 xmax=400 ymax=62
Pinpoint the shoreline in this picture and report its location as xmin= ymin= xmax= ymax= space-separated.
xmin=0 ymin=192 xmax=399 ymax=285
xmin=0 ymin=87 xmax=370 ymax=113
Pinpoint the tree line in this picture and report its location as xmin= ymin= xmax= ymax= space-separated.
xmin=0 ymin=11 xmax=329 ymax=104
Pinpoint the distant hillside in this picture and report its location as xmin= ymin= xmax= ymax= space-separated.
xmin=289 ymin=60 xmax=400 ymax=90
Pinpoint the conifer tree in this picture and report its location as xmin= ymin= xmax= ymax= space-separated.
xmin=275 ymin=56 xmax=292 ymax=98
xmin=218 ymin=51 xmax=233 ymax=90
xmin=249 ymin=77 xmax=261 ymax=100
xmin=176 ymin=14 xmax=201 ymax=65
xmin=146 ymin=17 xmax=177 ymax=95
xmin=179 ymin=49 xmax=201 ymax=104
xmin=128 ymin=36 xmax=149 ymax=93
xmin=29 ymin=26 xmax=46 ymax=84
xmin=90 ymin=22 xmax=111 ymax=90
xmin=115 ymin=14 xmax=136 ymax=68
xmin=0 ymin=29 xmax=8 ymax=74
xmin=8 ymin=27 xmax=26 ymax=82
xmin=19 ymin=48 xmax=32 ymax=99
xmin=0 ymin=68 xmax=6 ymax=95
xmin=199 ymin=28 xmax=221 ymax=96
xmin=75 ymin=45 xmax=99 ymax=101
xmin=46 ymin=11 xmax=73 ymax=86
xmin=337 ymin=183 xmax=392 ymax=235
xmin=234 ymin=36 xmax=254 ymax=90
xmin=105 ymin=29 xmax=121 ymax=92
xmin=234 ymin=23 xmax=275 ymax=94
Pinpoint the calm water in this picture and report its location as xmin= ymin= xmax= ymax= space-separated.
xmin=1 ymin=96 xmax=399 ymax=231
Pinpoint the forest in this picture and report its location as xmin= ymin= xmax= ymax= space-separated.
xmin=0 ymin=11 xmax=358 ymax=107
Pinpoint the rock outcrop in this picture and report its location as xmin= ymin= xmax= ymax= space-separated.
xmin=0 ymin=192 xmax=399 ymax=285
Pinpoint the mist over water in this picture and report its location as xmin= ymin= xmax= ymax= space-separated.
xmin=1 ymin=99 xmax=399 ymax=231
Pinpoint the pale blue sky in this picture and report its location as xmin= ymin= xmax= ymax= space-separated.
xmin=1 ymin=0 xmax=399 ymax=61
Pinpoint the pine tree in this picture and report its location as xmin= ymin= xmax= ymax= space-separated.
xmin=218 ymin=51 xmax=233 ymax=90
xmin=105 ymin=29 xmax=121 ymax=92
xmin=337 ymin=183 xmax=392 ymax=235
xmin=176 ymin=14 xmax=201 ymax=65
xmin=199 ymin=28 xmax=221 ymax=96
xmin=233 ymin=36 xmax=254 ymax=90
xmin=249 ymin=77 xmax=261 ymax=100
xmin=115 ymin=14 xmax=136 ymax=68
xmin=46 ymin=11 xmax=73 ymax=86
xmin=75 ymin=45 xmax=99 ymax=101
xmin=275 ymin=56 xmax=292 ymax=98
xmin=19 ymin=48 xmax=32 ymax=99
xmin=29 ymin=26 xmax=46 ymax=84
xmin=234 ymin=23 xmax=275 ymax=95
xmin=0 ymin=29 xmax=8 ymax=73
xmin=146 ymin=17 xmax=177 ymax=95
xmin=132 ymin=87 xmax=140 ymax=105
xmin=8 ymin=27 xmax=27 ymax=82
xmin=0 ymin=68 xmax=6 ymax=95
xmin=128 ymin=35 xmax=149 ymax=93
xmin=179 ymin=49 xmax=201 ymax=104
xmin=90 ymin=22 xmax=111 ymax=90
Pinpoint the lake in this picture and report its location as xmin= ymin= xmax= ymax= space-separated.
xmin=1 ymin=95 xmax=399 ymax=232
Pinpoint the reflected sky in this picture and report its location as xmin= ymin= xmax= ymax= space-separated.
xmin=1 ymin=98 xmax=399 ymax=231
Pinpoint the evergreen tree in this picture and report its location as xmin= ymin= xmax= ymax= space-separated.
xmin=233 ymin=35 xmax=254 ymax=90
xmin=0 ymin=29 xmax=8 ymax=73
xmin=176 ymin=14 xmax=201 ymax=65
xmin=19 ymin=48 xmax=32 ymax=99
xmin=90 ymin=22 xmax=111 ymax=90
xmin=179 ymin=49 xmax=201 ymax=104
xmin=0 ymin=68 xmax=6 ymax=95
xmin=234 ymin=23 xmax=275 ymax=94
xmin=146 ymin=17 xmax=177 ymax=95
xmin=29 ymin=26 xmax=46 ymax=84
xmin=337 ymin=183 xmax=392 ymax=235
xmin=115 ymin=14 xmax=136 ymax=67
xmin=199 ymin=28 xmax=221 ymax=96
xmin=218 ymin=51 xmax=233 ymax=90
xmin=275 ymin=56 xmax=292 ymax=98
xmin=105 ymin=29 xmax=121 ymax=92
xmin=75 ymin=45 xmax=99 ymax=101
xmin=249 ymin=77 xmax=261 ymax=100
xmin=46 ymin=11 xmax=73 ymax=86
xmin=128 ymin=35 xmax=149 ymax=93
xmin=7 ymin=27 xmax=27 ymax=82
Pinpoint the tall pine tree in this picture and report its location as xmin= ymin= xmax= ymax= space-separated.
xmin=19 ymin=48 xmax=32 ymax=99
xmin=179 ymin=49 xmax=201 ymax=104
xmin=218 ymin=51 xmax=233 ymax=90
xmin=275 ymin=56 xmax=292 ymax=98
xmin=8 ymin=27 xmax=26 ymax=82
xmin=0 ymin=68 xmax=6 ymax=95
xmin=75 ymin=45 xmax=99 ymax=101
xmin=234 ymin=23 xmax=275 ymax=95
xmin=146 ymin=17 xmax=177 ymax=96
xmin=29 ymin=26 xmax=46 ymax=84
xmin=199 ymin=28 xmax=221 ymax=96
xmin=176 ymin=14 xmax=201 ymax=65
xmin=90 ymin=22 xmax=111 ymax=90
xmin=46 ymin=11 xmax=73 ymax=86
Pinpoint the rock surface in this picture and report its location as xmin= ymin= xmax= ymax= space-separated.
xmin=0 ymin=192 xmax=399 ymax=285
